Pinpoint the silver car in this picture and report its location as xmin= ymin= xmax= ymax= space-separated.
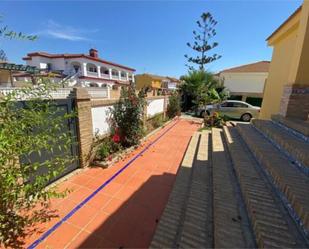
xmin=199 ymin=100 xmax=260 ymax=122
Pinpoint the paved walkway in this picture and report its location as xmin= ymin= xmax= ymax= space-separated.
xmin=24 ymin=119 xmax=199 ymax=249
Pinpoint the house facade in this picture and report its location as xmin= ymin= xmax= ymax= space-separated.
xmin=260 ymin=2 xmax=309 ymax=120
xmin=135 ymin=73 xmax=181 ymax=96
xmin=218 ymin=61 xmax=270 ymax=106
xmin=23 ymin=49 xmax=135 ymax=88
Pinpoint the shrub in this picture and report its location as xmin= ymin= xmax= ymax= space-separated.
xmin=204 ymin=112 xmax=226 ymax=128
xmin=151 ymin=113 xmax=164 ymax=129
xmin=167 ymin=93 xmax=181 ymax=118
xmin=108 ymin=85 xmax=146 ymax=147
xmin=0 ymin=82 xmax=75 ymax=247
xmin=97 ymin=141 xmax=111 ymax=160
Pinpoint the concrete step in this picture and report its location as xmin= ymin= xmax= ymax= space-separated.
xmin=177 ymin=131 xmax=212 ymax=248
xmin=237 ymin=123 xmax=309 ymax=234
xmin=252 ymin=119 xmax=309 ymax=172
xmin=211 ymin=128 xmax=255 ymax=248
xmin=150 ymin=132 xmax=200 ymax=248
xmin=223 ymin=126 xmax=308 ymax=248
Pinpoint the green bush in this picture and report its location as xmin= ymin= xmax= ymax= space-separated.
xmin=167 ymin=93 xmax=181 ymax=118
xmin=151 ymin=113 xmax=164 ymax=128
xmin=204 ymin=112 xmax=226 ymax=128
xmin=108 ymin=86 xmax=146 ymax=147
xmin=0 ymin=82 xmax=75 ymax=247
xmin=97 ymin=141 xmax=111 ymax=160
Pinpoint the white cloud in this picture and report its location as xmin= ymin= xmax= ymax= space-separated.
xmin=37 ymin=20 xmax=98 ymax=41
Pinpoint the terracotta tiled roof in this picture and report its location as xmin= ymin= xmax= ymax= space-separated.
xmin=137 ymin=73 xmax=181 ymax=82
xmin=219 ymin=61 xmax=270 ymax=74
xmin=23 ymin=52 xmax=135 ymax=71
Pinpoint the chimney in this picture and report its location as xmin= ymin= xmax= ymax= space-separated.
xmin=89 ymin=48 xmax=98 ymax=58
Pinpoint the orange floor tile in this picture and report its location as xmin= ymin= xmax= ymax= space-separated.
xmin=23 ymin=119 xmax=199 ymax=249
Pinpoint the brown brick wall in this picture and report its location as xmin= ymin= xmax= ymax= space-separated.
xmin=280 ymin=85 xmax=309 ymax=120
xmin=74 ymin=88 xmax=93 ymax=168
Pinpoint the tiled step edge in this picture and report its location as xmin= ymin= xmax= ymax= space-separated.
xmin=252 ymin=119 xmax=309 ymax=176
xmin=223 ymin=126 xmax=307 ymax=248
xmin=237 ymin=124 xmax=309 ymax=238
xmin=150 ymin=132 xmax=200 ymax=248
xmin=177 ymin=131 xmax=212 ymax=248
xmin=212 ymin=128 xmax=255 ymax=248
xmin=271 ymin=114 xmax=309 ymax=141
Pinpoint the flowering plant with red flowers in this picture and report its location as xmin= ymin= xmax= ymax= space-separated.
xmin=112 ymin=133 xmax=120 ymax=143
xmin=108 ymin=85 xmax=146 ymax=147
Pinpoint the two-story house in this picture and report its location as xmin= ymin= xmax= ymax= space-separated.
xmin=135 ymin=73 xmax=181 ymax=96
xmin=22 ymin=48 xmax=135 ymax=88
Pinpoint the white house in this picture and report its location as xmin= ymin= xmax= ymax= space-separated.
xmin=218 ymin=61 xmax=270 ymax=105
xmin=22 ymin=48 xmax=135 ymax=88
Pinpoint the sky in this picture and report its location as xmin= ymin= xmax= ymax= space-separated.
xmin=0 ymin=0 xmax=303 ymax=77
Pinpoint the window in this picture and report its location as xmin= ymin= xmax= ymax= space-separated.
xmin=233 ymin=102 xmax=248 ymax=108
xmin=222 ymin=102 xmax=248 ymax=108
xmin=101 ymin=67 xmax=109 ymax=75
xmin=112 ymin=69 xmax=119 ymax=77
xmin=87 ymin=63 xmax=97 ymax=73
xmin=89 ymin=82 xmax=99 ymax=87
xmin=121 ymin=71 xmax=126 ymax=78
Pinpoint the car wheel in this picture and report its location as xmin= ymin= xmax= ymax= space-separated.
xmin=241 ymin=113 xmax=252 ymax=122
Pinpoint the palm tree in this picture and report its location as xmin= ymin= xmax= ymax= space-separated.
xmin=180 ymin=70 xmax=228 ymax=112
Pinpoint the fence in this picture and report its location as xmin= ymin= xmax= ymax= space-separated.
xmin=0 ymin=86 xmax=109 ymax=100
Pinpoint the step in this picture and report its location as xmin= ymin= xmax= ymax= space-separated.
xmin=177 ymin=131 xmax=212 ymax=248
xmin=272 ymin=114 xmax=309 ymax=138
xmin=211 ymin=128 xmax=255 ymax=248
xmin=150 ymin=132 xmax=200 ymax=248
xmin=237 ymin=123 xmax=309 ymax=234
xmin=252 ymin=119 xmax=309 ymax=171
xmin=223 ymin=126 xmax=308 ymax=248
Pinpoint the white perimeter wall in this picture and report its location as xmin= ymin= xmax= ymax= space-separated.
xmin=147 ymin=98 xmax=164 ymax=118
xmin=91 ymin=105 xmax=113 ymax=136
xmin=220 ymin=72 xmax=268 ymax=94
xmin=91 ymin=97 xmax=165 ymax=136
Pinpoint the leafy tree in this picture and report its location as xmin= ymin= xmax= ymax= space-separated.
xmin=185 ymin=12 xmax=221 ymax=70
xmin=108 ymin=86 xmax=146 ymax=147
xmin=167 ymin=92 xmax=181 ymax=118
xmin=180 ymin=70 xmax=228 ymax=112
xmin=0 ymin=82 xmax=76 ymax=247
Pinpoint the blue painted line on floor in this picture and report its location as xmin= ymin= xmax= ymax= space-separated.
xmin=27 ymin=119 xmax=180 ymax=249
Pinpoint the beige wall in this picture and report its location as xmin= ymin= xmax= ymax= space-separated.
xmin=0 ymin=70 xmax=11 ymax=85
xmin=260 ymin=23 xmax=299 ymax=119
xmin=221 ymin=72 xmax=268 ymax=95
xmin=260 ymin=1 xmax=309 ymax=119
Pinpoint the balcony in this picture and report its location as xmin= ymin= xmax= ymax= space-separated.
xmin=101 ymin=73 xmax=110 ymax=79
xmin=87 ymin=71 xmax=99 ymax=77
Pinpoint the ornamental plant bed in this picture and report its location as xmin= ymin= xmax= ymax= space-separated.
xmin=92 ymin=117 xmax=178 ymax=169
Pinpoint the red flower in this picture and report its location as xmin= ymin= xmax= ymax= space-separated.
xmin=112 ymin=133 xmax=121 ymax=143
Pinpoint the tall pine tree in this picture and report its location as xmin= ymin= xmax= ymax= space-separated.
xmin=185 ymin=12 xmax=221 ymax=70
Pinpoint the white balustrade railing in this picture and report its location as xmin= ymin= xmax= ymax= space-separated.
xmin=85 ymin=87 xmax=108 ymax=99
xmin=0 ymin=86 xmax=109 ymax=100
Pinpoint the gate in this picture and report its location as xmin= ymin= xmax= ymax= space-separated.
xmin=20 ymin=98 xmax=80 ymax=185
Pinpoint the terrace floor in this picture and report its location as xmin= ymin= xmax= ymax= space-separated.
xmin=23 ymin=118 xmax=200 ymax=249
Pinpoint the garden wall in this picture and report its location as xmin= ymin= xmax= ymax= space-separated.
xmin=89 ymin=96 xmax=167 ymax=137
xmin=146 ymin=97 xmax=165 ymax=118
